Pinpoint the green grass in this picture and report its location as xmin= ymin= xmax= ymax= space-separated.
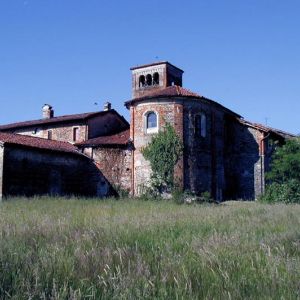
xmin=0 ymin=198 xmax=299 ymax=299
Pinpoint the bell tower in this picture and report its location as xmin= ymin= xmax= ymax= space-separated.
xmin=130 ymin=61 xmax=184 ymax=99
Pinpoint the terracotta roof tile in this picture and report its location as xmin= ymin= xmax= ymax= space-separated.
xmin=125 ymin=86 xmax=202 ymax=106
xmin=238 ymin=119 xmax=296 ymax=138
xmin=0 ymin=109 xmax=121 ymax=131
xmin=77 ymin=129 xmax=130 ymax=147
xmin=0 ymin=132 xmax=81 ymax=155
xmin=125 ymin=85 xmax=241 ymax=117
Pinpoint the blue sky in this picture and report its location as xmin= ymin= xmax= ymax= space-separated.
xmin=0 ymin=0 xmax=299 ymax=134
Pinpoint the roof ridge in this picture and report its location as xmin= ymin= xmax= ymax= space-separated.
xmin=0 ymin=109 xmax=120 ymax=131
xmin=0 ymin=132 xmax=81 ymax=154
xmin=239 ymin=119 xmax=296 ymax=137
xmin=76 ymin=129 xmax=130 ymax=147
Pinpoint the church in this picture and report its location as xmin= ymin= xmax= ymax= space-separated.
xmin=0 ymin=61 xmax=294 ymax=201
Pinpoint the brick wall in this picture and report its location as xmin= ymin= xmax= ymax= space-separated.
xmin=182 ymin=100 xmax=225 ymax=200
xmin=84 ymin=147 xmax=132 ymax=193
xmin=131 ymin=100 xmax=184 ymax=195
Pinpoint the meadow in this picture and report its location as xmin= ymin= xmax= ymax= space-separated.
xmin=0 ymin=197 xmax=299 ymax=299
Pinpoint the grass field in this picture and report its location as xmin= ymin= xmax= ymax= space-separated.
xmin=0 ymin=198 xmax=299 ymax=299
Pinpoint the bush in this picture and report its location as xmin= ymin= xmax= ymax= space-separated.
xmin=260 ymin=179 xmax=300 ymax=204
xmin=261 ymin=138 xmax=300 ymax=203
xmin=266 ymin=138 xmax=300 ymax=184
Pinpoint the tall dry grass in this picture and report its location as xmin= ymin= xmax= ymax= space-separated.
xmin=0 ymin=197 xmax=299 ymax=299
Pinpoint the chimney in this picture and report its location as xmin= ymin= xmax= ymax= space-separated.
xmin=42 ymin=104 xmax=54 ymax=119
xmin=103 ymin=102 xmax=111 ymax=111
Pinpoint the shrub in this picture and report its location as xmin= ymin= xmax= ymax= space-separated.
xmin=261 ymin=138 xmax=300 ymax=203
xmin=266 ymin=137 xmax=300 ymax=183
xmin=141 ymin=123 xmax=183 ymax=194
xmin=261 ymin=179 xmax=300 ymax=204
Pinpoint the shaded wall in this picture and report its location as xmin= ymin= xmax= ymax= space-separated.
xmin=83 ymin=146 xmax=132 ymax=194
xmin=2 ymin=145 xmax=111 ymax=198
xmin=224 ymin=119 xmax=262 ymax=200
xmin=183 ymin=100 xmax=225 ymax=200
xmin=88 ymin=114 xmax=129 ymax=139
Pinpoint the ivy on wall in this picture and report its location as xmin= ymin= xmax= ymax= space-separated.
xmin=141 ymin=123 xmax=183 ymax=193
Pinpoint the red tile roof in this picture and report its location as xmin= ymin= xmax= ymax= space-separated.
xmin=126 ymin=86 xmax=202 ymax=105
xmin=238 ymin=119 xmax=296 ymax=138
xmin=0 ymin=109 xmax=124 ymax=131
xmin=0 ymin=132 xmax=81 ymax=155
xmin=125 ymin=85 xmax=241 ymax=117
xmin=76 ymin=129 xmax=130 ymax=147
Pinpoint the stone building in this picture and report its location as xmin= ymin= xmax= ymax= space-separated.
xmin=0 ymin=61 xmax=295 ymax=200
xmin=0 ymin=132 xmax=111 ymax=198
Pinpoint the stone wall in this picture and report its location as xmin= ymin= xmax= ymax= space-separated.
xmin=224 ymin=119 xmax=262 ymax=200
xmin=182 ymin=100 xmax=225 ymax=200
xmin=130 ymin=98 xmax=230 ymax=200
xmin=2 ymin=145 xmax=111 ymax=198
xmin=87 ymin=114 xmax=128 ymax=139
xmin=130 ymin=99 xmax=184 ymax=195
xmin=84 ymin=146 xmax=132 ymax=194
xmin=9 ymin=122 xmax=87 ymax=143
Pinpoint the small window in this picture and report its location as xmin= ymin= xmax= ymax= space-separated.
xmin=153 ymin=72 xmax=159 ymax=85
xmin=139 ymin=75 xmax=145 ymax=87
xmin=73 ymin=127 xmax=79 ymax=142
xmin=195 ymin=113 xmax=206 ymax=138
xmin=47 ymin=130 xmax=52 ymax=140
xmin=146 ymin=74 xmax=152 ymax=86
xmin=145 ymin=111 xmax=158 ymax=133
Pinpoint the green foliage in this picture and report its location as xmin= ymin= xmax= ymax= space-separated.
xmin=0 ymin=198 xmax=300 ymax=299
xmin=266 ymin=137 xmax=300 ymax=183
xmin=141 ymin=123 xmax=183 ymax=193
xmin=199 ymin=191 xmax=213 ymax=203
xmin=261 ymin=138 xmax=300 ymax=203
xmin=261 ymin=179 xmax=300 ymax=204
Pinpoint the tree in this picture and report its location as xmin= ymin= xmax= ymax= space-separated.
xmin=261 ymin=137 xmax=300 ymax=203
xmin=141 ymin=123 xmax=183 ymax=194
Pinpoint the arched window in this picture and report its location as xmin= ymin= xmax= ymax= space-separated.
xmin=145 ymin=111 xmax=158 ymax=133
xmin=153 ymin=72 xmax=159 ymax=85
xmin=139 ymin=75 xmax=145 ymax=87
xmin=146 ymin=74 xmax=152 ymax=86
xmin=195 ymin=113 xmax=206 ymax=138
